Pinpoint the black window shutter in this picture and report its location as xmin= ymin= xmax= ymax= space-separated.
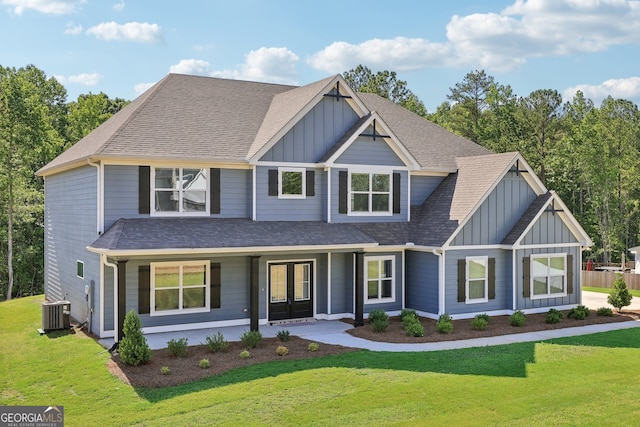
xmin=138 ymin=166 xmax=150 ymax=214
xmin=457 ymin=259 xmax=466 ymax=302
xmin=268 ymin=169 xmax=278 ymax=196
xmin=488 ymin=258 xmax=496 ymax=300
xmin=523 ymin=256 xmax=531 ymax=298
xmin=210 ymin=263 xmax=221 ymax=309
xmin=210 ymin=168 xmax=221 ymax=214
xmin=567 ymin=254 xmax=574 ymax=294
xmin=138 ymin=265 xmax=150 ymax=314
xmin=393 ymin=172 xmax=401 ymax=214
xmin=306 ymin=170 xmax=315 ymax=197
xmin=338 ymin=171 xmax=348 ymax=214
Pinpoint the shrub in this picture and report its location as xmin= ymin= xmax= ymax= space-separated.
xmin=198 ymin=358 xmax=210 ymax=369
xmin=276 ymin=346 xmax=289 ymax=356
xmin=471 ymin=317 xmax=488 ymax=331
xmin=118 ymin=310 xmax=152 ymax=366
xmin=160 ymin=366 xmax=170 ymax=375
xmin=545 ymin=308 xmax=564 ymax=324
xmin=239 ymin=350 xmax=251 ymax=359
xmin=597 ymin=306 xmax=614 ymax=316
xmin=402 ymin=313 xmax=420 ymax=328
xmin=435 ymin=314 xmax=454 ymax=334
xmin=608 ymin=274 xmax=633 ymax=312
xmin=400 ymin=309 xmax=417 ymax=322
xmin=405 ymin=321 xmax=425 ymax=337
xmin=204 ymin=331 xmax=228 ymax=353
xmin=308 ymin=342 xmax=320 ymax=352
xmin=368 ymin=309 xmax=389 ymax=323
xmin=475 ymin=313 xmax=490 ymax=323
xmin=167 ymin=337 xmax=188 ymax=357
xmin=276 ymin=329 xmax=290 ymax=342
xmin=568 ymin=305 xmax=590 ymax=320
xmin=371 ymin=318 xmax=389 ymax=332
xmin=509 ymin=310 xmax=526 ymax=327
xmin=240 ymin=330 xmax=262 ymax=348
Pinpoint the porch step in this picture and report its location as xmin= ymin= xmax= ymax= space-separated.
xmin=268 ymin=318 xmax=316 ymax=326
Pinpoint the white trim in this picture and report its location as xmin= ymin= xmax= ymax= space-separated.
xmin=265 ymin=258 xmax=317 ymax=321
xmin=407 ymin=173 xmax=411 ymax=222
xmin=512 ymin=249 xmax=517 ymax=311
xmin=364 ymin=255 xmax=396 ymax=304
xmin=465 ymin=256 xmax=489 ymax=304
xmin=439 ymin=251 xmax=446 ymax=315
xmin=102 ymin=255 xmax=118 ymax=342
xmin=446 ymin=244 xmax=506 ymax=251
xmin=327 ymin=252 xmax=332 ymax=315
xmin=529 ymin=253 xmax=568 ymax=300
xmin=520 ymin=304 xmax=577 ymax=315
xmin=86 ymin=160 xmax=103 ymax=234
xmin=256 ymin=161 xmax=319 ymax=168
xmin=278 ymin=167 xmax=306 ymax=199
xmin=150 ymin=260 xmax=211 ymax=316
xmin=435 ymin=309 xmax=513 ymax=320
xmin=332 ymin=163 xmax=408 ymax=172
xmin=102 ymin=158 xmax=252 ymax=170
xmin=401 ymin=250 xmax=406 ymax=310
xmin=327 ymin=167 xmax=332 ymax=223
xmin=252 ymin=165 xmax=257 ymax=221
xmin=150 ymin=166 xmax=210 ymax=217
xmin=515 ymin=242 xmax=583 ymax=250
xmin=142 ymin=317 xmax=253 ymax=334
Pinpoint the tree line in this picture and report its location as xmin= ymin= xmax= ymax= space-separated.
xmin=1 ymin=64 xmax=639 ymax=300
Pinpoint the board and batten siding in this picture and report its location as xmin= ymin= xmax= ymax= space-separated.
xmin=334 ymin=137 xmax=406 ymax=166
xmin=410 ymin=175 xmax=446 ymax=206
xmin=405 ymin=250 xmax=440 ymax=315
xmin=452 ymin=171 xmax=537 ymax=246
xmin=260 ymin=96 xmax=360 ymax=163
xmin=443 ymin=249 xmax=512 ymax=316
xmin=521 ymin=211 xmax=578 ymax=245
xmin=44 ymin=165 xmax=101 ymax=333
xmin=255 ymin=167 xmax=325 ymax=221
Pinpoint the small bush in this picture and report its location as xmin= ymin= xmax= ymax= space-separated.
xmin=568 ymin=305 xmax=590 ymax=320
xmin=276 ymin=346 xmax=289 ymax=356
xmin=240 ymin=330 xmax=262 ymax=348
xmin=371 ymin=318 xmax=389 ymax=332
xmin=368 ymin=309 xmax=389 ymax=323
xmin=405 ymin=321 xmax=425 ymax=337
xmin=545 ymin=308 xmax=564 ymax=324
xmin=308 ymin=342 xmax=320 ymax=352
xmin=597 ymin=306 xmax=613 ymax=316
xmin=471 ymin=317 xmax=488 ymax=331
xmin=198 ymin=358 xmax=210 ymax=369
xmin=608 ymin=274 xmax=633 ymax=312
xmin=400 ymin=309 xmax=417 ymax=322
xmin=509 ymin=310 xmax=526 ymax=327
xmin=402 ymin=313 xmax=419 ymax=328
xmin=276 ymin=329 xmax=290 ymax=342
xmin=160 ymin=366 xmax=170 ymax=375
xmin=204 ymin=332 xmax=228 ymax=353
xmin=239 ymin=350 xmax=251 ymax=359
xmin=118 ymin=310 xmax=152 ymax=366
xmin=436 ymin=314 xmax=454 ymax=334
xmin=475 ymin=313 xmax=490 ymax=323
xmin=167 ymin=337 xmax=188 ymax=357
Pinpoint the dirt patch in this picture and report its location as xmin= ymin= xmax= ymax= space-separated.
xmin=107 ymin=309 xmax=639 ymax=388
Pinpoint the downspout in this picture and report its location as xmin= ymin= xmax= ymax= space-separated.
xmin=432 ymin=249 xmax=445 ymax=315
xmin=102 ymin=254 xmax=119 ymax=342
xmin=512 ymin=248 xmax=517 ymax=312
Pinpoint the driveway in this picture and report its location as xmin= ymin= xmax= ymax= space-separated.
xmin=582 ymin=290 xmax=640 ymax=311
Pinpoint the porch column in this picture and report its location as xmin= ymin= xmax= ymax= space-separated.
xmin=117 ymin=260 xmax=128 ymax=341
xmin=354 ymin=251 xmax=364 ymax=327
xmin=249 ymin=256 xmax=260 ymax=331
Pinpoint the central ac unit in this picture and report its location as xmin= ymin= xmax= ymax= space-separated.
xmin=42 ymin=301 xmax=71 ymax=331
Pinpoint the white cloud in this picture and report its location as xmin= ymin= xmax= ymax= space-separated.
xmin=1 ymin=0 xmax=84 ymax=15
xmin=564 ymin=77 xmax=640 ymax=105
xmin=112 ymin=1 xmax=124 ymax=12
xmin=54 ymin=72 xmax=102 ymax=86
xmin=86 ymin=21 xmax=162 ymax=43
xmin=134 ymin=82 xmax=155 ymax=95
xmin=169 ymin=59 xmax=213 ymax=76
xmin=64 ymin=21 xmax=82 ymax=35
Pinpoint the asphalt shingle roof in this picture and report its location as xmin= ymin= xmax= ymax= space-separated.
xmin=502 ymin=192 xmax=553 ymax=245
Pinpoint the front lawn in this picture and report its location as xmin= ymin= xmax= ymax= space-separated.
xmin=584 ymin=286 xmax=640 ymax=297
xmin=2 ymin=296 xmax=640 ymax=426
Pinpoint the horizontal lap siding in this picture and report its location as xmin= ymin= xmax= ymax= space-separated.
xmin=410 ymin=175 xmax=446 ymax=206
xmin=44 ymin=166 xmax=100 ymax=333
xmin=405 ymin=251 xmax=439 ymax=314
xmin=444 ymin=249 xmax=512 ymax=316
xmin=331 ymin=252 xmax=353 ymax=314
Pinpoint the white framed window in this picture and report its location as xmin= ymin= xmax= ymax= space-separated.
xmin=150 ymin=260 xmax=210 ymax=316
xmin=349 ymin=171 xmax=392 ymax=215
xmin=466 ymin=256 xmax=488 ymax=303
xmin=152 ymin=167 xmax=208 ymax=215
xmin=76 ymin=260 xmax=84 ymax=279
xmin=279 ymin=167 xmax=306 ymax=199
xmin=530 ymin=253 xmax=567 ymax=299
xmin=365 ymin=256 xmax=395 ymax=304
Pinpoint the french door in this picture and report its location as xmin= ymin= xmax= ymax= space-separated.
xmin=269 ymin=262 xmax=313 ymax=321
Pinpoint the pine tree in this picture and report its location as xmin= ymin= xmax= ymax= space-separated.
xmin=608 ymin=274 xmax=633 ymax=312
xmin=118 ymin=310 xmax=151 ymax=365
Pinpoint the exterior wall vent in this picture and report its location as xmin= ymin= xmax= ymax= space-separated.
xmin=42 ymin=301 xmax=71 ymax=331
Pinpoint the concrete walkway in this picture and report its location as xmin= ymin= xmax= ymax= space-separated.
xmin=100 ymin=291 xmax=640 ymax=352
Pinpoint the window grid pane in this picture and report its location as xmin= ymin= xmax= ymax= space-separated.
xmin=270 ymin=265 xmax=287 ymax=303
xmin=282 ymin=171 xmax=303 ymax=195
xmin=294 ymin=264 xmax=310 ymax=301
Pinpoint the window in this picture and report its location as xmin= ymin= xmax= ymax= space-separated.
xmin=153 ymin=167 xmax=208 ymax=214
xmin=365 ymin=256 xmax=395 ymax=303
xmin=279 ymin=168 xmax=305 ymax=198
xmin=76 ymin=260 xmax=84 ymax=279
xmin=466 ymin=257 xmax=488 ymax=303
xmin=349 ymin=172 xmax=391 ymax=214
xmin=530 ymin=254 xmax=566 ymax=299
xmin=151 ymin=261 xmax=210 ymax=315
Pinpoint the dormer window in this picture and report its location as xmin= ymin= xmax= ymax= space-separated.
xmin=279 ymin=167 xmax=306 ymax=199
xmin=349 ymin=171 xmax=391 ymax=215
xmin=152 ymin=167 xmax=208 ymax=215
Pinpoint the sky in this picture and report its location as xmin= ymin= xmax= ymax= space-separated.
xmin=1 ymin=0 xmax=640 ymax=112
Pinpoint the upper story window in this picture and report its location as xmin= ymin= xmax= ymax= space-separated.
xmin=530 ymin=254 xmax=567 ymax=299
xmin=349 ymin=172 xmax=391 ymax=215
xmin=279 ymin=167 xmax=306 ymax=199
xmin=153 ymin=167 xmax=208 ymax=215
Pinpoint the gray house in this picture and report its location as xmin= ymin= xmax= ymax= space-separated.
xmin=37 ymin=74 xmax=592 ymax=340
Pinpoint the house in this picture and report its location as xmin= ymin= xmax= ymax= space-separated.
xmin=37 ymin=74 xmax=592 ymax=341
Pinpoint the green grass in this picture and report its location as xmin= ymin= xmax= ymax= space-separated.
xmin=3 ymin=296 xmax=640 ymax=426
xmin=584 ymin=286 xmax=640 ymax=297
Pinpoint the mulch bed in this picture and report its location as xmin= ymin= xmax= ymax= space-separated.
xmin=107 ymin=309 xmax=639 ymax=388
